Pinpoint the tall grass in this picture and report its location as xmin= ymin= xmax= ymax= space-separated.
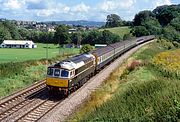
xmin=153 ymin=49 xmax=180 ymax=79
xmin=71 ymin=40 xmax=180 ymax=122
xmin=80 ymin=66 xmax=180 ymax=121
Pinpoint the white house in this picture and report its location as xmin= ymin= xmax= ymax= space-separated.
xmin=68 ymin=29 xmax=77 ymax=34
xmin=0 ymin=40 xmax=37 ymax=49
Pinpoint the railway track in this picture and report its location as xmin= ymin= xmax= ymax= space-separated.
xmin=16 ymin=98 xmax=61 ymax=122
xmin=0 ymin=80 xmax=47 ymax=121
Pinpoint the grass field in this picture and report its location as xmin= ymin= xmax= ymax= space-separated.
xmin=71 ymin=41 xmax=180 ymax=121
xmin=0 ymin=43 xmax=79 ymax=63
xmin=99 ymin=26 xmax=131 ymax=38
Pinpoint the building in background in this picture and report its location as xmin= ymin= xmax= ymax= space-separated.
xmin=0 ymin=40 xmax=37 ymax=49
xmin=95 ymin=44 xmax=107 ymax=48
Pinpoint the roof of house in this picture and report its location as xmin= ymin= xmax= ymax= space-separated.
xmin=1 ymin=40 xmax=35 ymax=45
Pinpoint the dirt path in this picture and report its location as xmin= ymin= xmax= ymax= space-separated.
xmin=39 ymin=40 xmax=155 ymax=122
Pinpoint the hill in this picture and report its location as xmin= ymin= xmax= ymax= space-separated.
xmin=99 ymin=26 xmax=131 ymax=38
xmin=44 ymin=20 xmax=105 ymax=27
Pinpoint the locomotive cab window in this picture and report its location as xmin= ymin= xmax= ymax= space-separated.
xmin=54 ymin=69 xmax=60 ymax=77
xmin=47 ymin=68 xmax=53 ymax=76
xmin=61 ymin=69 xmax=69 ymax=78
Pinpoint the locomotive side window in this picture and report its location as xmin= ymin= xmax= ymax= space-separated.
xmin=47 ymin=68 xmax=53 ymax=76
xmin=61 ymin=69 xmax=69 ymax=77
xmin=70 ymin=71 xmax=72 ymax=76
xmin=54 ymin=69 xmax=60 ymax=77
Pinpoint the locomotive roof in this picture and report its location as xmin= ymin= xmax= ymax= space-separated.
xmin=65 ymin=53 xmax=93 ymax=64
xmin=51 ymin=53 xmax=94 ymax=70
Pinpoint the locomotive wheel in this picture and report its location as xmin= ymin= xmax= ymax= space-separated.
xmin=64 ymin=89 xmax=70 ymax=98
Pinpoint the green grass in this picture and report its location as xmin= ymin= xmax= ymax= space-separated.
xmin=71 ymin=41 xmax=180 ymax=122
xmin=0 ymin=43 xmax=79 ymax=63
xmin=99 ymin=26 xmax=131 ymax=38
xmin=0 ymin=53 xmax=75 ymax=98
xmin=0 ymin=65 xmax=46 ymax=97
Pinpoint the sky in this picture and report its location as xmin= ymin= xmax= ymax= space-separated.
xmin=0 ymin=0 xmax=179 ymax=22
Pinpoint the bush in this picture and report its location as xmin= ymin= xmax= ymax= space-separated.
xmin=131 ymin=26 xmax=150 ymax=37
xmin=157 ymin=39 xmax=175 ymax=50
xmin=80 ymin=44 xmax=94 ymax=53
xmin=173 ymin=41 xmax=180 ymax=48
xmin=123 ymin=33 xmax=133 ymax=40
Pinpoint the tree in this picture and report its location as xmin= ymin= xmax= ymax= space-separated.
xmin=81 ymin=30 xmax=101 ymax=45
xmin=141 ymin=18 xmax=162 ymax=35
xmin=169 ymin=17 xmax=180 ymax=31
xmin=131 ymin=26 xmax=150 ymax=37
xmin=3 ymin=21 xmax=21 ymax=39
xmin=100 ymin=30 xmax=121 ymax=44
xmin=18 ymin=28 xmax=30 ymax=40
xmin=54 ymin=25 xmax=71 ymax=45
xmin=105 ymin=14 xmax=123 ymax=27
xmin=162 ymin=26 xmax=180 ymax=42
xmin=80 ymin=44 xmax=94 ymax=53
xmin=133 ymin=10 xmax=156 ymax=26
xmin=71 ymin=33 xmax=82 ymax=46
xmin=153 ymin=5 xmax=180 ymax=26
xmin=0 ymin=23 xmax=12 ymax=41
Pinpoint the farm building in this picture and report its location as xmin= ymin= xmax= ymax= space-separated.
xmin=0 ymin=40 xmax=37 ymax=49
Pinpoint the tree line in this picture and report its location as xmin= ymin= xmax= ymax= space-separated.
xmin=104 ymin=4 xmax=180 ymax=42
xmin=0 ymin=21 xmax=121 ymax=46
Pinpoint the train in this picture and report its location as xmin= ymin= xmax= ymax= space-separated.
xmin=46 ymin=35 xmax=155 ymax=96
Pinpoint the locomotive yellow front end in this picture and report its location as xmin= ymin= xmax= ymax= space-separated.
xmin=46 ymin=67 xmax=70 ymax=89
xmin=46 ymin=61 xmax=76 ymax=95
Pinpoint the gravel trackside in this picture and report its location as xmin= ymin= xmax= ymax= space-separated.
xmin=39 ymin=40 xmax=155 ymax=122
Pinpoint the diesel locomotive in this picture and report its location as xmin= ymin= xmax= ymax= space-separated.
xmin=46 ymin=35 xmax=155 ymax=96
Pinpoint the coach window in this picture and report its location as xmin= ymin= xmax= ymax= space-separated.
xmin=54 ymin=69 xmax=60 ymax=77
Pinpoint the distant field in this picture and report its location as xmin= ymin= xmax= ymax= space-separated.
xmin=99 ymin=26 xmax=131 ymax=38
xmin=0 ymin=43 xmax=79 ymax=63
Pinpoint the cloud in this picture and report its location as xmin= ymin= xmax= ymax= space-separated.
xmin=3 ymin=0 xmax=24 ymax=10
xmin=100 ymin=0 xmax=136 ymax=12
xmin=0 ymin=0 xmax=175 ymax=21
xmin=35 ymin=2 xmax=70 ymax=17
xmin=155 ymin=0 xmax=171 ymax=6
xmin=72 ymin=2 xmax=90 ymax=13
